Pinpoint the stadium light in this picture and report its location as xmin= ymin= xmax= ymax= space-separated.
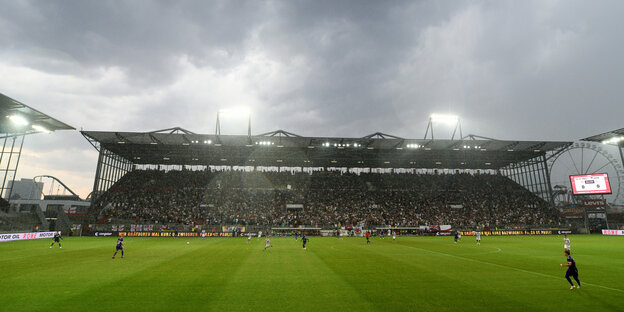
xmin=424 ymin=114 xmax=462 ymax=140
xmin=602 ymin=136 xmax=624 ymax=145
xmin=32 ymin=125 xmax=51 ymax=133
xmin=430 ymin=114 xmax=459 ymax=125
xmin=218 ymin=107 xmax=251 ymax=116
xmin=8 ymin=115 xmax=28 ymax=126
xmin=216 ymin=107 xmax=252 ymax=137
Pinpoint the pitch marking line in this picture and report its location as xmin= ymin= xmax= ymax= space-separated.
xmin=402 ymin=244 xmax=624 ymax=293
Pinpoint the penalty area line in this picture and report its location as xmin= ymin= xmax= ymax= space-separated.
xmin=401 ymin=244 xmax=624 ymax=294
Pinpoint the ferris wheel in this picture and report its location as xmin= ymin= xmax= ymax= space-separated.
xmin=548 ymin=142 xmax=624 ymax=205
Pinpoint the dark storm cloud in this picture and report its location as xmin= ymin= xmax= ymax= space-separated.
xmin=2 ymin=0 xmax=624 ymax=196
xmin=0 ymin=0 xmax=268 ymax=83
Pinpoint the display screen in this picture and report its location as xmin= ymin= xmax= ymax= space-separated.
xmin=569 ymin=173 xmax=612 ymax=195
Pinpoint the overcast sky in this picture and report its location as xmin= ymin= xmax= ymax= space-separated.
xmin=1 ymin=0 xmax=623 ymax=198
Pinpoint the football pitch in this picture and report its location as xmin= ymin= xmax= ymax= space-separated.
xmin=1 ymin=235 xmax=623 ymax=311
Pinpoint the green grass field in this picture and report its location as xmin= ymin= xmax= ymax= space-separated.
xmin=1 ymin=235 xmax=623 ymax=312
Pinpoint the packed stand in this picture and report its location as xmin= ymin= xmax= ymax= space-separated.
xmin=94 ymin=169 xmax=560 ymax=229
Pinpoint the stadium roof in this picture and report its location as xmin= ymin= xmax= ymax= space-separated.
xmin=82 ymin=128 xmax=571 ymax=170
xmin=0 ymin=92 xmax=75 ymax=135
xmin=581 ymin=127 xmax=624 ymax=145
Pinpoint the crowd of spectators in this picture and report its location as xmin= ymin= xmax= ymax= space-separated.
xmin=94 ymin=169 xmax=560 ymax=229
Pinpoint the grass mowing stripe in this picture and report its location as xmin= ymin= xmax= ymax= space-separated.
xmin=44 ymin=238 xmax=249 ymax=312
xmin=397 ymin=241 xmax=624 ymax=294
xmin=207 ymin=238 xmax=376 ymax=311
xmin=342 ymin=238 xmax=538 ymax=312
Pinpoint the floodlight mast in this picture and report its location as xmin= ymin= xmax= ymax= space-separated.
xmin=215 ymin=108 xmax=252 ymax=139
xmin=424 ymin=114 xmax=462 ymax=140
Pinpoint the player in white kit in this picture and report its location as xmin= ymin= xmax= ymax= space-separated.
xmin=248 ymin=232 xmax=253 ymax=243
xmin=564 ymin=234 xmax=571 ymax=251
xmin=258 ymin=231 xmax=262 ymax=239
xmin=476 ymin=231 xmax=481 ymax=245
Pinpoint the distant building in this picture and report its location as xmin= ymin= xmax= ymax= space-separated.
xmin=8 ymin=178 xmax=44 ymax=200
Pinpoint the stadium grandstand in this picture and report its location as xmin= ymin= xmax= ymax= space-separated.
xmin=82 ymin=127 xmax=572 ymax=234
xmin=0 ymin=93 xmax=74 ymax=232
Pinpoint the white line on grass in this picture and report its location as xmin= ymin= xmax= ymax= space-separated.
xmin=402 ymin=244 xmax=624 ymax=294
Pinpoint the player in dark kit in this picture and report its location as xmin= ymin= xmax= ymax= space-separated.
xmin=560 ymin=250 xmax=581 ymax=290
xmin=454 ymin=231 xmax=459 ymax=243
xmin=50 ymin=231 xmax=62 ymax=248
xmin=302 ymin=235 xmax=308 ymax=250
xmin=365 ymin=231 xmax=370 ymax=244
xmin=112 ymin=235 xmax=125 ymax=259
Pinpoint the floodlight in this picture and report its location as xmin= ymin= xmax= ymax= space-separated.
xmin=32 ymin=125 xmax=50 ymax=133
xmin=8 ymin=115 xmax=28 ymax=126
xmin=602 ymin=136 xmax=624 ymax=144
xmin=218 ymin=107 xmax=251 ymax=116
xmin=430 ymin=114 xmax=459 ymax=124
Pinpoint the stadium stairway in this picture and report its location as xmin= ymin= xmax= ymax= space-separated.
xmin=33 ymin=205 xmax=49 ymax=230
xmin=54 ymin=206 xmax=72 ymax=234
